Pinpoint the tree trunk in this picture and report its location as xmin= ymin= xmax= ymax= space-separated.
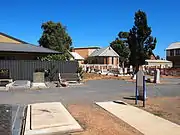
xmin=122 ymin=61 xmax=125 ymax=69
xmin=135 ymin=65 xmax=139 ymax=74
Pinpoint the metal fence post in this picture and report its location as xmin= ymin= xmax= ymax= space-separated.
xmin=143 ymin=76 xmax=146 ymax=107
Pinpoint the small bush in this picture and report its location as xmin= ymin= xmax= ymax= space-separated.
xmin=77 ymin=66 xmax=84 ymax=78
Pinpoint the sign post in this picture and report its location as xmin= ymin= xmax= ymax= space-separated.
xmin=143 ymin=76 xmax=146 ymax=107
xmin=135 ymin=74 xmax=138 ymax=105
xmin=135 ymin=70 xmax=147 ymax=107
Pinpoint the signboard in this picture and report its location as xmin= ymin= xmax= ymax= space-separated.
xmin=135 ymin=70 xmax=147 ymax=107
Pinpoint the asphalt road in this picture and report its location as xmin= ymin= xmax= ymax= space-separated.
xmin=0 ymin=79 xmax=179 ymax=105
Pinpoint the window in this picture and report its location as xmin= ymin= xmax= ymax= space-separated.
xmin=170 ymin=50 xmax=174 ymax=56
xmin=175 ymin=49 xmax=180 ymax=56
xmin=105 ymin=57 xmax=108 ymax=64
xmin=112 ymin=57 xmax=114 ymax=64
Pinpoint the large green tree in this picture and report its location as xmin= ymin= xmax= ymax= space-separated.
xmin=156 ymin=55 xmax=160 ymax=60
xmin=110 ymin=32 xmax=130 ymax=68
xmin=39 ymin=21 xmax=72 ymax=52
xmin=128 ymin=10 xmax=157 ymax=72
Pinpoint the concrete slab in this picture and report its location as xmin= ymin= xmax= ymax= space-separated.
xmin=0 ymin=86 xmax=7 ymax=91
xmin=9 ymin=80 xmax=31 ymax=90
xmin=25 ymin=102 xmax=82 ymax=135
xmin=31 ymin=83 xmax=47 ymax=89
xmin=96 ymin=101 xmax=180 ymax=135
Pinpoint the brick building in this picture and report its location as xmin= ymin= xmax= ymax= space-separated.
xmin=166 ymin=42 xmax=180 ymax=67
xmin=72 ymin=47 xmax=100 ymax=59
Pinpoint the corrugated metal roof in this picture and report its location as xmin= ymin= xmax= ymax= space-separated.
xmin=70 ymin=52 xmax=84 ymax=60
xmin=73 ymin=46 xmax=100 ymax=49
xmin=90 ymin=46 xmax=119 ymax=57
xmin=166 ymin=42 xmax=180 ymax=50
xmin=145 ymin=60 xmax=172 ymax=63
xmin=0 ymin=32 xmax=28 ymax=44
xmin=0 ymin=43 xmax=61 ymax=54
xmin=90 ymin=47 xmax=107 ymax=56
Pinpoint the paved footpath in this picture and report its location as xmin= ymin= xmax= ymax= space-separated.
xmin=96 ymin=101 xmax=180 ymax=135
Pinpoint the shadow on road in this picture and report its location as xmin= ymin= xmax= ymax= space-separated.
xmin=123 ymin=96 xmax=136 ymax=100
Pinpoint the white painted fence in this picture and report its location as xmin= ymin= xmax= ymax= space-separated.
xmin=82 ymin=64 xmax=119 ymax=72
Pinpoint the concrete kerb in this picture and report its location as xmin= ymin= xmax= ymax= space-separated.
xmin=24 ymin=102 xmax=83 ymax=135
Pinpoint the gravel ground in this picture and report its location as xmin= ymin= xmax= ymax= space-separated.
xmin=0 ymin=105 xmax=12 ymax=135
xmin=68 ymin=104 xmax=143 ymax=135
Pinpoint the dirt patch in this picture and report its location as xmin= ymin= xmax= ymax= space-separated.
xmin=68 ymin=104 xmax=142 ymax=135
xmin=83 ymin=73 xmax=131 ymax=82
xmin=161 ymin=75 xmax=180 ymax=79
xmin=123 ymin=97 xmax=180 ymax=125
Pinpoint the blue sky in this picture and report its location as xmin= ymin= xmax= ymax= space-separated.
xmin=1 ymin=0 xmax=180 ymax=58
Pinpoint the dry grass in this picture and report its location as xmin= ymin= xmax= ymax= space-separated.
xmin=123 ymin=97 xmax=180 ymax=125
xmin=68 ymin=97 xmax=180 ymax=135
xmin=160 ymin=75 xmax=180 ymax=79
xmin=83 ymin=73 xmax=131 ymax=82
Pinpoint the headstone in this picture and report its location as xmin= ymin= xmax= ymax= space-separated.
xmin=33 ymin=72 xmax=45 ymax=82
xmin=124 ymin=68 xmax=127 ymax=74
xmin=154 ymin=69 xmax=160 ymax=83
xmin=91 ymin=68 xmax=95 ymax=73
xmin=142 ymin=66 xmax=145 ymax=71
xmin=130 ymin=65 xmax=133 ymax=73
xmin=137 ymin=70 xmax=147 ymax=99
xmin=133 ymin=74 xmax=136 ymax=80
xmin=119 ymin=67 xmax=123 ymax=74
xmin=83 ymin=65 xmax=87 ymax=72
xmin=86 ymin=66 xmax=89 ymax=73
xmin=9 ymin=80 xmax=31 ymax=90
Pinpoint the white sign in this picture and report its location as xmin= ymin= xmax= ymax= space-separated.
xmin=137 ymin=70 xmax=144 ymax=87
xmin=119 ymin=67 xmax=123 ymax=74
xmin=130 ymin=65 xmax=133 ymax=72
xmin=154 ymin=69 xmax=160 ymax=83
xmin=124 ymin=68 xmax=127 ymax=74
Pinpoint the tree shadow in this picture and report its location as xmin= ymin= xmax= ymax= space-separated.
xmin=123 ymin=96 xmax=144 ymax=101
xmin=113 ymin=100 xmax=127 ymax=105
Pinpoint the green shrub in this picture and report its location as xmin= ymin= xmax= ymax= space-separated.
xmin=77 ymin=66 xmax=84 ymax=78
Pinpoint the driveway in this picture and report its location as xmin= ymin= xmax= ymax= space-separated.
xmin=0 ymin=79 xmax=179 ymax=105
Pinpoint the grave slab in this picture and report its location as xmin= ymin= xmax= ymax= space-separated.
xmin=25 ymin=102 xmax=82 ymax=135
xmin=9 ymin=80 xmax=31 ymax=91
xmin=31 ymin=83 xmax=47 ymax=89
